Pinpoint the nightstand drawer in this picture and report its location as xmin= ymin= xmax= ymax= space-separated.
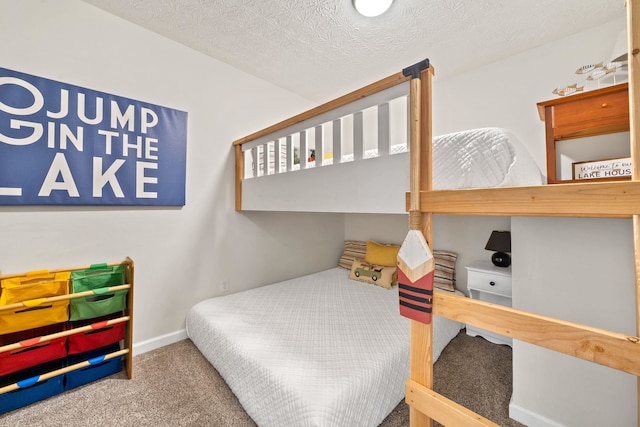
xmin=468 ymin=270 xmax=512 ymax=296
xmin=552 ymin=89 xmax=629 ymax=137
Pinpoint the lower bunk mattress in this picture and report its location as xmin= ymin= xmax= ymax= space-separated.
xmin=186 ymin=267 xmax=463 ymax=427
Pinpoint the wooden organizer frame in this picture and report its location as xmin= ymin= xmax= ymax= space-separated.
xmin=0 ymin=258 xmax=134 ymax=403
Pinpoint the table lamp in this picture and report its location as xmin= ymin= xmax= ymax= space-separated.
xmin=485 ymin=230 xmax=511 ymax=267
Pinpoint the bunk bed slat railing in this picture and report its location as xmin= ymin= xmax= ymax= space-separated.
xmin=234 ymin=72 xmax=409 ymax=148
xmin=234 ymin=72 xmax=410 ymax=210
xmin=378 ymin=102 xmax=390 ymax=156
xmin=299 ymin=130 xmax=308 ymax=170
xmin=332 ymin=118 xmax=342 ymax=163
xmin=240 ymin=86 xmax=408 ymax=180
xmin=238 ymin=82 xmax=407 ymax=153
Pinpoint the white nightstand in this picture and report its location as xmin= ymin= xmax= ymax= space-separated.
xmin=465 ymin=261 xmax=512 ymax=347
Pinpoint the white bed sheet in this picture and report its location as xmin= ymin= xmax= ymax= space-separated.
xmin=186 ymin=267 xmax=463 ymax=427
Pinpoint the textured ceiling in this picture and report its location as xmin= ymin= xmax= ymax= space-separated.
xmin=81 ymin=0 xmax=625 ymax=103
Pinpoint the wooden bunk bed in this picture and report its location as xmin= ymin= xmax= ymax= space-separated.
xmin=231 ymin=2 xmax=640 ymax=425
xmin=402 ymin=2 xmax=640 ymax=426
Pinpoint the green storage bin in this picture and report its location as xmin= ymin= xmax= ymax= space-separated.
xmin=71 ymin=264 xmax=125 ymax=293
xmin=69 ymin=288 xmax=128 ymax=321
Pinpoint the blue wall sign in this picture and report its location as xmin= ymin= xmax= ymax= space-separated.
xmin=0 ymin=67 xmax=187 ymax=206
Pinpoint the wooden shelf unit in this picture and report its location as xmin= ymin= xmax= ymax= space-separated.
xmin=0 ymin=258 xmax=134 ymax=414
xmin=537 ymin=83 xmax=630 ymax=184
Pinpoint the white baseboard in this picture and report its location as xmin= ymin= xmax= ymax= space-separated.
xmin=509 ymin=402 xmax=567 ymax=427
xmin=132 ymin=329 xmax=188 ymax=356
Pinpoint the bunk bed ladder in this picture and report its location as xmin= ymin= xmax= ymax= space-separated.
xmin=629 ymin=0 xmax=640 ymax=421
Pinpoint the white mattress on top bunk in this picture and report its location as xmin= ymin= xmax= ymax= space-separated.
xmin=186 ymin=267 xmax=464 ymax=427
xmin=432 ymin=127 xmax=543 ymax=189
xmin=313 ymin=127 xmax=542 ymax=187
xmin=242 ymin=127 xmax=543 ymax=213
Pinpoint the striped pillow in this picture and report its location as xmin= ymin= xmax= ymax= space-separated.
xmin=337 ymin=240 xmax=367 ymax=270
xmin=433 ymin=250 xmax=458 ymax=291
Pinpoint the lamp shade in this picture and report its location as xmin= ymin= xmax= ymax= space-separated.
xmin=485 ymin=231 xmax=511 ymax=267
xmin=485 ymin=231 xmax=511 ymax=252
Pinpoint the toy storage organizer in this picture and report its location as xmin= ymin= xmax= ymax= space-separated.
xmin=0 ymin=258 xmax=134 ymax=414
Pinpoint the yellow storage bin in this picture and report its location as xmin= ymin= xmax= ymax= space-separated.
xmin=0 ymin=271 xmax=70 ymax=305
xmin=0 ymin=299 xmax=69 ymax=335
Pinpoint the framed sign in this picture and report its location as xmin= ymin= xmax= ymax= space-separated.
xmin=0 ymin=67 xmax=187 ymax=206
xmin=572 ymin=157 xmax=632 ymax=181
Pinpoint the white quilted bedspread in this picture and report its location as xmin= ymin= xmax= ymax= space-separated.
xmin=432 ymin=127 xmax=543 ymax=189
xmin=300 ymin=127 xmax=542 ymax=189
xmin=186 ymin=268 xmax=463 ymax=427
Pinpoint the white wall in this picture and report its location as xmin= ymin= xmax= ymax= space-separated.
xmin=0 ymin=0 xmax=345 ymax=351
xmin=511 ymin=217 xmax=636 ymax=427
xmin=433 ymin=17 xmax=627 ymax=173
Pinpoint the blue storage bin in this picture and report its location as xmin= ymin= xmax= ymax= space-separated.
xmin=0 ymin=373 xmax=64 ymax=414
xmin=65 ymin=356 xmax=122 ymax=391
xmin=65 ymin=343 xmax=122 ymax=390
xmin=0 ymin=359 xmax=65 ymax=387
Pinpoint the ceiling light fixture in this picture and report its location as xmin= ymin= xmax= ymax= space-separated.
xmin=353 ymin=0 xmax=394 ymax=17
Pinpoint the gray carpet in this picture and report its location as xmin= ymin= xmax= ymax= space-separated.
xmin=0 ymin=331 xmax=523 ymax=426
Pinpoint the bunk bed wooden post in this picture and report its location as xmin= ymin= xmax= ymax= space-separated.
xmin=235 ymin=144 xmax=243 ymax=211
xmin=404 ymin=60 xmax=434 ymax=427
xmin=627 ymin=0 xmax=640 ymax=420
xmin=124 ymin=256 xmax=134 ymax=379
xmin=406 ymin=61 xmax=499 ymax=427
xmin=419 ymin=65 xmax=433 ymax=241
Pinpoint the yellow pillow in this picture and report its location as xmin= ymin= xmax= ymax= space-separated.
xmin=364 ymin=240 xmax=400 ymax=267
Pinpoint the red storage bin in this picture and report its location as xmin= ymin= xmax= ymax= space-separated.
xmin=0 ymin=323 xmax=65 ymax=346
xmin=67 ymin=321 xmax=125 ymax=355
xmin=0 ymin=336 xmax=67 ymax=376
